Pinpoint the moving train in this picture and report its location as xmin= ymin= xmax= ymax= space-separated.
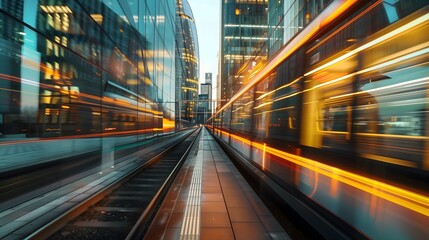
xmin=209 ymin=0 xmax=429 ymax=180
xmin=208 ymin=1 xmax=429 ymax=238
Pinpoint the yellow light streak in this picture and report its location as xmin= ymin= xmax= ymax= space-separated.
xmin=329 ymin=76 xmax=429 ymax=100
xmin=318 ymin=130 xmax=349 ymax=135
xmin=306 ymin=45 xmax=429 ymax=97
xmin=254 ymin=101 xmax=273 ymax=109
xmin=273 ymin=91 xmax=302 ymax=102
xmin=232 ymin=106 xmax=243 ymax=112
xmin=162 ymin=118 xmax=175 ymax=131
xmin=254 ymin=106 xmax=295 ymax=116
xmin=307 ymin=0 xmax=382 ymax=53
xmin=305 ymin=12 xmax=429 ymax=77
xmin=308 ymin=72 xmax=357 ymax=91
xmin=257 ymin=77 xmax=303 ymax=100
xmin=356 ymin=132 xmax=427 ymax=140
xmin=186 ymin=78 xmax=199 ymax=84
xmin=219 ymin=129 xmax=429 ymax=217
xmin=182 ymin=87 xmax=198 ymax=92
xmin=360 ymin=153 xmax=417 ymax=168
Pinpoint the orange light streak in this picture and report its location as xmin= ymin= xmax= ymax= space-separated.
xmin=162 ymin=118 xmax=175 ymax=131
xmin=0 ymin=128 xmax=163 ymax=146
xmin=330 ymin=171 xmax=339 ymax=197
xmin=320 ymin=0 xmax=359 ymax=27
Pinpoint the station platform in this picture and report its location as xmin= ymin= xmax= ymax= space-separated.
xmin=145 ymin=128 xmax=290 ymax=240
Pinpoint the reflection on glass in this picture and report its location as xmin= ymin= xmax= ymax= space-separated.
xmin=0 ymin=0 xmax=178 ymax=207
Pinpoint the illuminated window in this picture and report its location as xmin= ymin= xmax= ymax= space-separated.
xmin=62 ymin=14 xmax=69 ymax=31
xmin=46 ymin=40 xmax=53 ymax=55
xmin=61 ymin=36 xmax=67 ymax=47
xmin=54 ymin=13 xmax=61 ymax=30
xmin=45 ymin=62 xmax=53 ymax=80
xmin=47 ymin=14 xmax=54 ymax=27
xmin=41 ymin=90 xmax=52 ymax=104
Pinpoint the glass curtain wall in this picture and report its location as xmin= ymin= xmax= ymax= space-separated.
xmin=220 ymin=0 xmax=268 ymax=106
xmin=175 ymin=0 xmax=199 ymax=129
xmin=0 ymin=0 xmax=176 ymax=196
xmin=267 ymin=0 xmax=333 ymax=56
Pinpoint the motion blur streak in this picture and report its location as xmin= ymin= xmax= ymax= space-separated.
xmin=305 ymin=12 xmax=429 ymax=77
xmin=221 ymin=130 xmax=429 ymax=217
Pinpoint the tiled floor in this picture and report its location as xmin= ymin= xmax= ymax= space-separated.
xmin=145 ymin=128 xmax=290 ymax=240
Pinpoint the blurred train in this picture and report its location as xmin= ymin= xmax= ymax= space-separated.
xmin=208 ymin=1 xmax=429 ymax=239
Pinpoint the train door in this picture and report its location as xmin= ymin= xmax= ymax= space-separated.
xmin=301 ymin=54 xmax=357 ymax=152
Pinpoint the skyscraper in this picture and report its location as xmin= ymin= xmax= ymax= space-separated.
xmin=267 ymin=0 xmax=332 ymax=56
xmin=0 ymin=0 xmax=178 ymax=137
xmin=205 ymin=72 xmax=212 ymax=84
xmin=203 ymin=72 xmax=212 ymax=113
xmin=175 ymin=0 xmax=199 ymax=128
xmin=201 ymin=82 xmax=212 ymax=113
xmin=219 ymin=0 xmax=268 ymax=106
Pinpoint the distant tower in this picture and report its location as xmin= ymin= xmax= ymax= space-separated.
xmin=199 ymin=79 xmax=212 ymax=124
xmin=205 ymin=72 xmax=212 ymax=84
xmin=201 ymin=82 xmax=212 ymax=113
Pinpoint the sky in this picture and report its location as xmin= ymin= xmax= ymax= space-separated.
xmin=187 ymin=0 xmax=220 ymax=93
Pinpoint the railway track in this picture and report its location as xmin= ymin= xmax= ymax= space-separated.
xmin=27 ymin=128 xmax=201 ymax=240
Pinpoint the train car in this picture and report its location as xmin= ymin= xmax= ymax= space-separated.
xmin=208 ymin=1 xmax=429 ymax=239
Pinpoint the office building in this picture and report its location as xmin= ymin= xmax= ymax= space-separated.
xmin=219 ymin=0 xmax=268 ymax=106
xmin=268 ymin=0 xmax=332 ymax=56
xmin=175 ymin=0 xmax=199 ymax=128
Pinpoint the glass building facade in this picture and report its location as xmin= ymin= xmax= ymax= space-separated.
xmin=267 ymin=0 xmax=332 ymax=56
xmin=219 ymin=0 xmax=268 ymax=106
xmin=0 ymin=0 xmax=177 ymax=138
xmin=0 ymin=0 xmax=179 ymax=201
xmin=175 ymin=0 xmax=199 ymax=128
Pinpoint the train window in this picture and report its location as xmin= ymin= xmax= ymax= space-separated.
xmin=356 ymin=66 xmax=427 ymax=136
xmin=231 ymin=88 xmax=254 ymax=135
xmin=320 ymin=105 xmax=348 ymax=132
xmin=253 ymin=77 xmax=273 ymax=139
xmin=223 ymin=106 xmax=232 ymax=131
